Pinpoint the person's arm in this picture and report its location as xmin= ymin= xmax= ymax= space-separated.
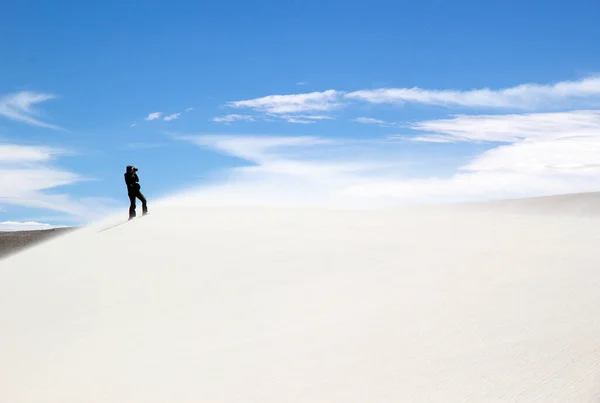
xmin=124 ymin=173 xmax=136 ymax=190
xmin=131 ymin=173 xmax=141 ymax=189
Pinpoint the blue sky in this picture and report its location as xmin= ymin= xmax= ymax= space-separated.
xmin=1 ymin=0 xmax=600 ymax=229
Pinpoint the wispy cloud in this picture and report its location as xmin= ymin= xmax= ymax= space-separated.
xmin=130 ymin=123 xmax=138 ymax=127
xmin=296 ymin=82 xmax=307 ymax=86
xmin=163 ymin=113 xmax=181 ymax=121
xmin=224 ymin=90 xmax=341 ymax=124
xmin=167 ymin=109 xmax=600 ymax=209
xmin=166 ymin=134 xmax=414 ymax=208
xmin=212 ymin=113 xmax=333 ymax=125
xmin=228 ymin=90 xmax=343 ymax=115
xmin=407 ymin=110 xmax=600 ymax=143
xmin=143 ymin=108 xmax=191 ymax=123
xmin=346 ymin=76 xmax=600 ymax=110
xmin=353 ymin=117 xmax=396 ymax=127
xmin=399 ymin=110 xmax=600 ymax=176
xmin=0 ymin=144 xmax=68 ymax=163
xmin=212 ymin=114 xmax=256 ymax=123
xmin=158 ymin=76 xmax=600 ymax=208
xmin=0 ymin=91 xmax=63 ymax=129
xmin=283 ymin=117 xmax=315 ymax=124
xmin=177 ymin=135 xmax=333 ymax=163
xmin=145 ymin=112 xmax=163 ymax=121
xmin=0 ymin=142 xmax=118 ymax=222
xmin=225 ymin=76 xmax=600 ymax=121
xmin=280 ymin=115 xmax=334 ymax=124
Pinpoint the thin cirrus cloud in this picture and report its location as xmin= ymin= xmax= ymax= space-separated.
xmin=0 ymin=92 xmax=120 ymax=220
xmin=176 ymin=134 xmax=334 ymax=163
xmin=211 ymin=113 xmax=334 ymax=125
xmin=0 ymin=144 xmax=66 ymax=163
xmin=167 ymin=102 xmax=600 ymax=208
xmin=0 ymin=91 xmax=63 ymax=130
xmin=398 ymin=110 xmax=600 ymax=176
xmin=223 ymin=90 xmax=342 ymax=124
xmin=346 ymin=76 xmax=600 ymax=109
xmin=227 ymin=90 xmax=342 ymax=114
xmin=224 ymin=76 xmax=600 ymax=123
xmin=405 ymin=110 xmax=600 ymax=143
xmin=145 ymin=112 xmax=163 ymax=121
xmin=141 ymin=108 xmax=193 ymax=125
xmin=144 ymin=111 xmax=180 ymax=121
xmin=354 ymin=117 xmax=396 ymax=127
xmin=163 ymin=113 xmax=181 ymax=121
xmin=211 ymin=114 xmax=256 ymax=123
xmin=0 ymin=143 xmax=119 ymax=221
xmin=136 ymin=75 xmax=600 ymax=208
xmin=280 ymin=115 xmax=334 ymax=124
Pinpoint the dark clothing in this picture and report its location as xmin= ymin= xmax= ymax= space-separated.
xmin=124 ymin=171 xmax=141 ymax=193
xmin=124 ymin=171 xmax=147 ymax=219
xmin=128 ymin=189 xmax=147 ymax=219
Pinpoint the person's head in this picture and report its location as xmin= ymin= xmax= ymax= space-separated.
xmin=126 ymin=165 xmax=138 ymax=173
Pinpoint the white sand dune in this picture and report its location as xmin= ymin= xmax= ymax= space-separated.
xmin=2 ymin=194 xmax=600 ymax=402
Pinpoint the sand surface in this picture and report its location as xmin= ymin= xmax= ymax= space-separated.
xmin=1 ymin=196 xmax=600 ymax=402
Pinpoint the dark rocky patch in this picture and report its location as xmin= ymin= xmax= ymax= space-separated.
xmin=0 ymin=228 xmax=77 ymax=260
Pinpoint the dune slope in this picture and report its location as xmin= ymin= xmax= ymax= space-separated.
xmin=1 ymin=200 xmax=600 ymax=402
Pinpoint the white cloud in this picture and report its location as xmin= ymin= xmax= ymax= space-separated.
xmin=354 ymin=117 xmax=387 ymax=125
xmin=212 ymin=114 xmax=256 ymax=123
xmin=406 ymin=110 xmax=600 ymax=177
xmin=144 ymin=109 xmax=190 ymax=122
xmin=168 ymin=109 xmax=600 ymax=209
xmin=163 ymin=113 xmax=181 ymax=122
xmin=145 ymin=112 xmax=163 ymax=121
xmin=0 ymin=91 xmax=62 ymax=129
xmin=0 ymin=221 xmax=67 ymax=231
xmin=296 ymin=82 xmax=307 ymax=86
xmin=408 ymin=110 xmax=600 ymax=143
xmin=283 ymin=117 xmax=315 ymax=124
xmin=166 ymin=134 xmax=396 ymax=208
xmin=280 ymin=115 xmax=334 ymax=124
xmin=211 ymin=113 xmax=333 ymax=125
xmin=0 ymin=143 xmax=118 ymax=222
xmin=130 ymin=123 xmax=138 ymax=127
xmin=161 ymin=76 xmax=600 ymax=207
xmin=0 ymin=144 xmax=67 ymax=163
xmin=177 ymin=135 xmax=333 ymax=162
xmin=228 ymin=90 xmax=343 ymax=115
xmin=354 ymin=117 xmax=396 ymax=127
xmin=346 ymin=76 xmax=600 ymax=110
xmin=225 ymin=76 xmax=600 ymax=121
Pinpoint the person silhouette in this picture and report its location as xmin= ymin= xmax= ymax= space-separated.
xmin=124 ymin=165 xmax=148 ymax=220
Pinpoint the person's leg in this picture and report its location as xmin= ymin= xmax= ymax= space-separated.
xmin=128 ymin=193 xmax=137 ymax=219
xmin=137 ymin=191 xmax=148 ymax=215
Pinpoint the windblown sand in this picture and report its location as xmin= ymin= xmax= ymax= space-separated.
xmin=1 ymin=196 xmax=600 ymax=402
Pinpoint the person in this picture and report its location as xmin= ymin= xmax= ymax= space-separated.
xmin=124 ymin=165 xmax=148 ymax=220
